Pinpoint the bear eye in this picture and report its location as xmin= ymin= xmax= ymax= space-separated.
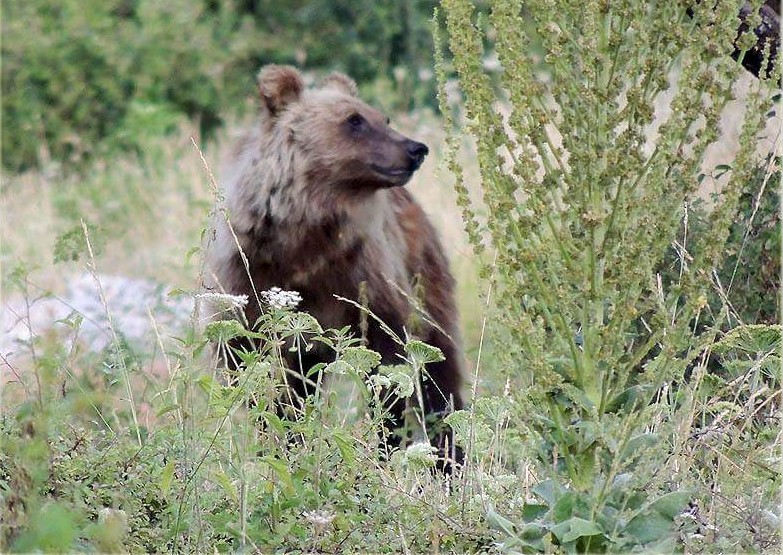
xmin=347 ymin=113 xmax=365 ymax=129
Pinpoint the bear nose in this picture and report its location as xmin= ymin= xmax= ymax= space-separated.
xmin=406 ymin=140 xmax=429 ymax=170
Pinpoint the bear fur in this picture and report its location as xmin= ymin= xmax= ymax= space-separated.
xmin=205 ymin=65 xmax=464 ymax=459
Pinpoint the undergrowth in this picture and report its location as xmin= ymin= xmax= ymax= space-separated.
xmin=1 ymin=0 xmax=780 ymax=553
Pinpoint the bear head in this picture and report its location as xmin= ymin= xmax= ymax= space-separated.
xmin=257 ymin=65 xmax=428 ymax=190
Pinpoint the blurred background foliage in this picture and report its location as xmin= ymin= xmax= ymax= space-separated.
xmin=1 ymin=0 xmax=442 ymax=173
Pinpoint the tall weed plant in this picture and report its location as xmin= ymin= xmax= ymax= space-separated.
xmin=436 ymin=0 xmax=780 ymax=551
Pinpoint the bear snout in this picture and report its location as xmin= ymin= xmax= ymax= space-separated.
xmin=406 ymin=140 xmax=429 ymax=171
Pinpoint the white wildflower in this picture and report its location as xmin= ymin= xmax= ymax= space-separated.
xmin=98 ymin=507 xmax=127 ymax=525
xmin=98 ymin=507 xmax=128 ymax=537
xmin=261 ymin=287 xmax=302 ymax=310
xmin=418 ymin=68 xmax=433 ymax=82
xmin=303 ymin=509 xmax=335 ymax=534
xmin=195 ymin=291 xmax=249 ymax=311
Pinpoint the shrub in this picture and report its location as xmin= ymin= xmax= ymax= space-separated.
xmin=436 ymin=0 xmax=780 ymax=551
xmin=1 ymin=0 xmax=263 ymax=172
xmin=0 ymin=262 xmax=485 ymax=552
xmin=1 ymin=0 xmax=443 ymax=173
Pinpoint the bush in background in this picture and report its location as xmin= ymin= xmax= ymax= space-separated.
xmin=1 ymin=0 xmax=442 ymax=173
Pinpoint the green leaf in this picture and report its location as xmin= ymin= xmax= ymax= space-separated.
xmin=621 ymin=433 xmax=659 ymax=459
xmin=324 ymin=360 xmax=352 ymax=375
xmin=331 ymin=430 xmax=356 ymax=464
xmin=713 ymin=324 xmax=781 ymax=356
xmin=532 ymin=479 xmax=559 ymax=507
xmin=155 ymin=404 xmax=180 ymax=417
xmin=550 ymin=517 xmax=603 ymax=543
xmin=11 ymin=502 xmax=79 ymax=552
xmin=212 ymin=468 xmax=237 ymax=502
xmin=341 ymin=346 xmax=382 ymax=374
xmin=259 ymin=456 xmax=294 ymax=491
xmin=644 ymin=491 xmax=691 ymax=519
xmin=204 ymin=320 xmax=247 ymax=343
xmin=405 ymin=339 xmax=445 ymax=366
xmin=604 ymin=384 xmax=651 ymax=413
xmin=521 ymin=503 xmax=548 ymax=522
xmin=306 ymin=362 xmax=327 ymax=378
xmin=486 ymin=506 xmax=518 ymax=537
xmin=259 ymin=411 xmax=288 ymax=434
xmin=387 ymin=371 xmax=415 ymax=398
xmin=552 ymin=492 xmax=578 ymax=522
xmin=53 ymin=223 xmax=104 ymax=263
xmin=624 ymin=491 xmax=690 ymax=545
xmin=160 ymin=461 xmax=175 ymax=496
xmin=282 ymin=312 xmax=323 ymax=335
xmin=196 ymin=374 xmax=218 ymax=395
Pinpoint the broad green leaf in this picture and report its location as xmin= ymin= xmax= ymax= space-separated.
xmin=443 ymin=410 xmax=472 ymax=444
xmin=160 ymin=461 xmax=175 ymax=496
xmin=550 ymin=517 xmax=603 ymax=543
xmin=644 ymin=491 xmax=691 ymax=519
xmin=387 ymin=371 xmax=415 ymax=398
xmin=324 ymin=360 xmax=352 ymax=375
xmin=405 ymin=340 xmax=445 ymax=365
xmin=331 ymin=430 xmax=356 ymax=464
xmin=621 ymin=433 xmax=659 ymax=459
xmin=532 ymin=479 xmax=559 ymax=506
xmin=624 ymin=491 xmax=690 ymax=545
xmin=486 ymin=506 xmax=518 ymax=537
xmin=552 ymin=492 xmax=578 ymax=522
xmin=282 ymin=312 xmax=323 ymax=334
xmin=204 ymin=320 xmax=247 ymax=343
xmin=521 ymin=503 xmax=548 ymax=522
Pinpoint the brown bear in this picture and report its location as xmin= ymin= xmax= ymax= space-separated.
xmin=205 ymin=65 xmax=463 ymax=463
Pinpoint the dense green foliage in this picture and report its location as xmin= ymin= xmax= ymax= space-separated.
xmin=0 ymin=278 xmax=491 ymax=553
xmin=709 ymin=153 xmax=780 ymax=324
xmin=2 ymin=0 xmax=439 ymax=172
xmin=436 ymin=0 xmax=780 ymax=551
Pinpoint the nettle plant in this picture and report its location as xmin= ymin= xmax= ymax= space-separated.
xmin=436 ymin=0 xmax=778 ymax=551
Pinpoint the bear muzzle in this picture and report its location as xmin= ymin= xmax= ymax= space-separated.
xmin=369 ymin=139 xmax=429 ymax=186
xmin=406 ymin=140 xmax=429 ymax=172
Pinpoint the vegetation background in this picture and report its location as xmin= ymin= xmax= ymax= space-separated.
xmin=1 ymin=0 xmax=780 ymax=553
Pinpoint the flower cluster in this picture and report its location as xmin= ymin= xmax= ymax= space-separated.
xmin=261 ymin=287 xmax=303 ymax=310
xmin=195 ymin=291 xmax=249 ymax=311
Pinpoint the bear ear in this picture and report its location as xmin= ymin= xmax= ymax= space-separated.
xmin=321 ymin=72 xmax=358 ymax=97
xmin=257 ymin=65 xmax=304 ymax=116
